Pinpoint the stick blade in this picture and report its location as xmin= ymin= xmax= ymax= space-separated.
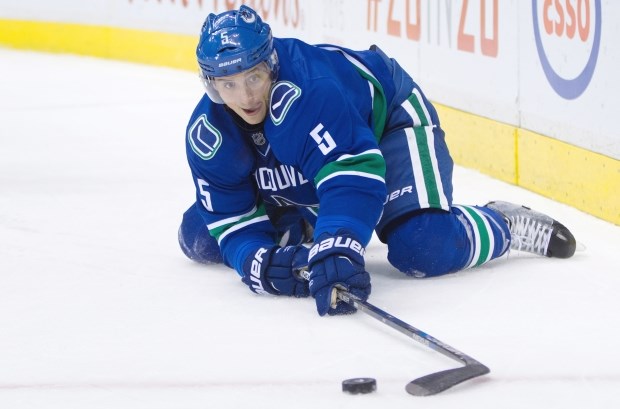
xmin=405 ymin=363 xmax=490 ymax=396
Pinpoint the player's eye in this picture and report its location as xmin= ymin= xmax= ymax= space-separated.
xmin=222 ymin=81 xmax=236 ymax=90
xmin=246 ymin=71 xmax=268 ymax=89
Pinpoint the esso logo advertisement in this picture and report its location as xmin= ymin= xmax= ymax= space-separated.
xmin=532 ymin=0 xmax=602 ymax=99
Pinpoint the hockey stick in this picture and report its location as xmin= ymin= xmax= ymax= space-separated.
xmin=300 ymin=270 xmax=489 ymax=396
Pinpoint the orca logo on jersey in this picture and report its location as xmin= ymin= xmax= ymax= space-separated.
xmin=188 ymin=114 xmax=222 ymax=160
xmin=269 ymin=81 xmax=301 ymax=126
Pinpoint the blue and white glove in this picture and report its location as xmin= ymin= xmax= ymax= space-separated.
xmin=308 ymin=232 xmax=371 ymax=316
xmin=242 ymin=245 xmax=310 ymax=297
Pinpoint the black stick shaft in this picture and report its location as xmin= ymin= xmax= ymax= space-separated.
xmin=300 ymin=269 xmax=482 ymax=366
xmin=336 ymin=290 xmax=481 ymax=366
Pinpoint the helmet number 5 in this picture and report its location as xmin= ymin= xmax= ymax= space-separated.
xmin=310 ymin=123 xmax=336 ymax=155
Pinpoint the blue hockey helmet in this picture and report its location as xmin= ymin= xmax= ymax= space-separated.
xmin=197 ymin=5 xmax=279 ymax=103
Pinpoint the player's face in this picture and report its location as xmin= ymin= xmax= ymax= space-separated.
xmin=213 ymin=63 xmax=272 ymax=124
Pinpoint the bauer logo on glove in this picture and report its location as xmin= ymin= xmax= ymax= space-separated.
xmin=309 ymin=236 xmax=365 ymax=259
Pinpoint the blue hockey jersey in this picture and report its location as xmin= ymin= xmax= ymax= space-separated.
xmin=185 ymin=38 xmax=398 ymax=275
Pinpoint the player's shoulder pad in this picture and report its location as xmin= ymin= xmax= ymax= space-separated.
xmin=187 ymin=113 xmax=222 ymax=160
xmin=269 ymin=81 xmax=302 ymax=126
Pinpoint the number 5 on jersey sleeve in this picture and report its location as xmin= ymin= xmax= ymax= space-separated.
xmin=197 ymin=178 xmax=214 ymax=211
xmin=310 ymin=123 xmax=337 ymax=155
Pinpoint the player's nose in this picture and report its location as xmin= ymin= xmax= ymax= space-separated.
xmin=239 ymin=84 xmax=258 ymax=103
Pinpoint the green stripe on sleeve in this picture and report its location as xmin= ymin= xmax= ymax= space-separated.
xmin=209 ymin=203 xmax=269 ymax=242
xmin=314 ymin=151 xmax=386 ymax=188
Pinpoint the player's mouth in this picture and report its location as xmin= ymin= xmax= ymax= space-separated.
xmin=242 ymin=106 xmax=261 ymax=116
xmin=243 ymin=108 xmax=259 ymax=116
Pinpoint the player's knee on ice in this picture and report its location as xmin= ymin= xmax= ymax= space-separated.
xmin=385 ymin=207 xmax=510 ymax=277
xmin=178 ymin=204 xmax=223 ymax=264
xmin=386 ymin=210 xmax=470 ymax=277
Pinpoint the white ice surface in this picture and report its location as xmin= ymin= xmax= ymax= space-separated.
xmin=1 ymin=48 xmax=619 ymax=409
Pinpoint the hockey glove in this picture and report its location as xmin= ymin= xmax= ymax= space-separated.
xmin=308 ymin=232 xmax=371 ymax=316
xmin=242 ymin=246 xmax=310 ymax=297
xmin=267 ymin=206 xmax=314 ymax=247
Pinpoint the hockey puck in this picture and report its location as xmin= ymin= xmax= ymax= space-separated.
xmin=342 ymin=378 xmax=377 ymax=394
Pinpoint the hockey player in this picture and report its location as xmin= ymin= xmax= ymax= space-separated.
xmin=178 ymin=6 xmax=576 ymax=316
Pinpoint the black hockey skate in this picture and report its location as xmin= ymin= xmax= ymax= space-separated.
xmin=486 ymin=201 xmax=576 ymax=258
